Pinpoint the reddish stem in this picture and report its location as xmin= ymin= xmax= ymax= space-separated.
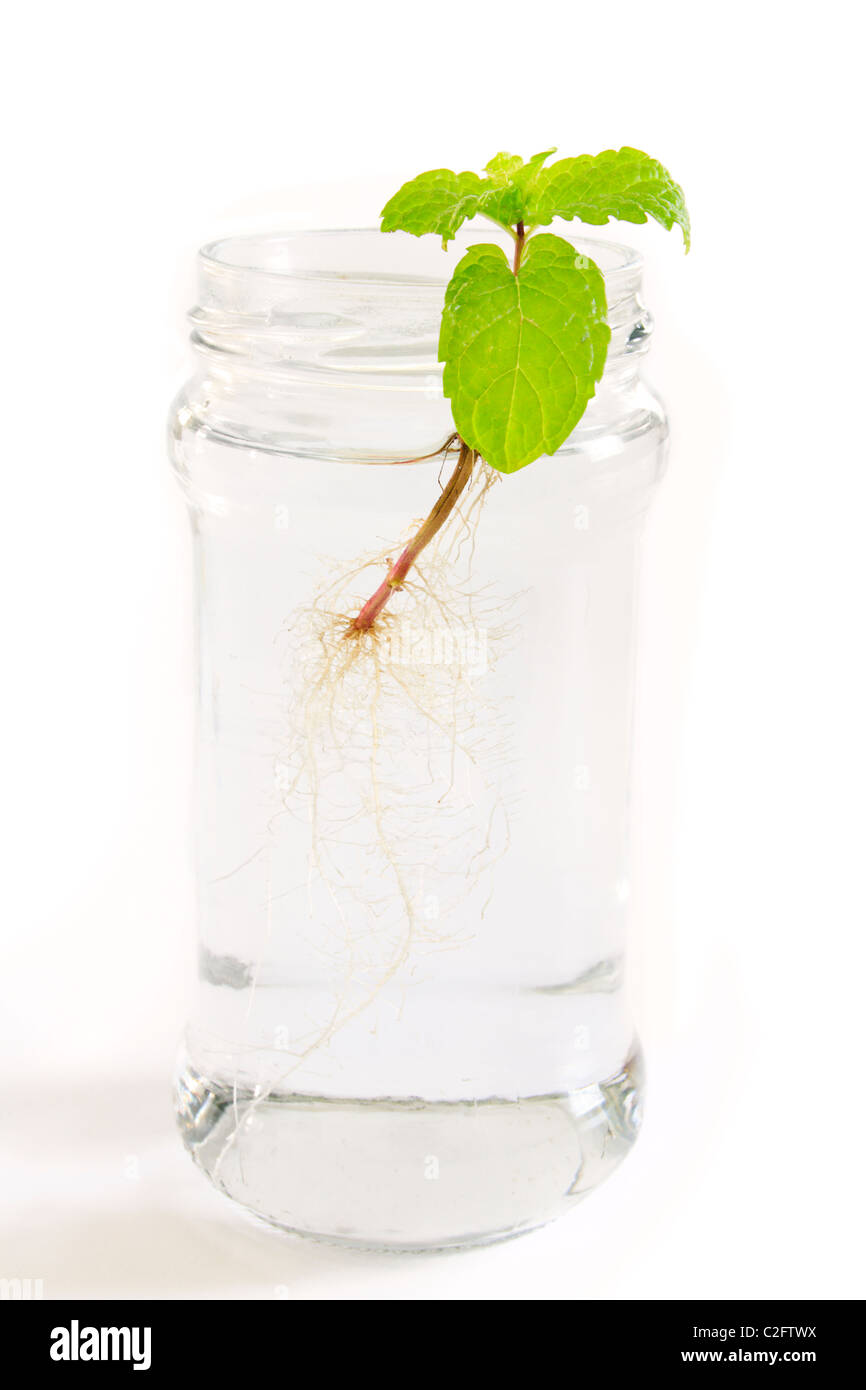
xmin=347 ymin=439 xmax=477 ymax=633
xmin=512 ymin=220 xmax=526 ymax=274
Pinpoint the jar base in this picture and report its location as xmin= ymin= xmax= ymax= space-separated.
xmin=175 ymin=1049 xmax=643 ymax=1252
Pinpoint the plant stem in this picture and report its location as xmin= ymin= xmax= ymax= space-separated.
xmin=512 ymin=220 xmax=526 ymax=274
xmin=347 ymin=439 xmax=477 ymax=633
xmin=347 ymin=219 xmax=527 ymax=636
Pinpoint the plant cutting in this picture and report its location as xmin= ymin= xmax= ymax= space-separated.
xmin=346 ymin=146 xmax=689 ymax=632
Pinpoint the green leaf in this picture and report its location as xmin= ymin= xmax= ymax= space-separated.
xmin=380 ymin=168 xmax=491 ymax=246
xmin=484 ymin=151 xmax=528 ymax=183
xmin=484 ymin=149 xmax=557 ymax=189
xmin=439 ymin=233 xmax=610 ymax=474
xmin=529 ymin=147 xmax=690 ymax=250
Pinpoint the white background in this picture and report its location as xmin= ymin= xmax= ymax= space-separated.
xmin=2 ymin=0 xmax=864 ymax=1299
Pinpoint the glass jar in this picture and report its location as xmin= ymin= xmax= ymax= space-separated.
xmin=169 ymin=228 xmax=667 ymax=1250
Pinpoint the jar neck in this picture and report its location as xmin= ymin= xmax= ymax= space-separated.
xmin=184 ymin=229 xmax=653 ymax=460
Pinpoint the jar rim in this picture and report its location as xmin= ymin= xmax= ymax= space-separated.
xmin=198 ymin=227 xmax=643 ymax=293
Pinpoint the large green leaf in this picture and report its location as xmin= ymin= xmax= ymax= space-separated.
xmin=439 ymin=233 xmax=610 ymax=473
xmin=529 ymin=147 xmax=690 ymax=249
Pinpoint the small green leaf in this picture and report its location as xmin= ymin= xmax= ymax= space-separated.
xmin=380 ymin=168 xmax=490 ymax=246
xmin=484 ymin=150 xmax=557 ymax=186
xmin=484 ymin=151 xmax=528 ymax=183
xmin=439 ymin=233 xmax=610 ymax=474
xmin=478 ymin=148 xmax=557 ymax=228
xmin=529 ymin=147 xmax=691 ymax=250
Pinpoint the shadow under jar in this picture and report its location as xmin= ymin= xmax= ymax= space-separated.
xmin=169 ymin=227 xmax=667 ymax=1250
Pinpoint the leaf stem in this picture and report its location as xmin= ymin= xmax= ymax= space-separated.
xmin=346 ymin=439 xmax=478 ymax=634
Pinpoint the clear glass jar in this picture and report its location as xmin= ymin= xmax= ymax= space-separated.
xmin=169 ymin=228 xmax=667 ymax=1250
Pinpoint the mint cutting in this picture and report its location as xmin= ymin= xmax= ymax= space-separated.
xmin=347 ymin=145 xmax=689 ymax=631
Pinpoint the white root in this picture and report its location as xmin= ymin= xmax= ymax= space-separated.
xmin=210 ymin=460 xmax=520 ymax=1177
